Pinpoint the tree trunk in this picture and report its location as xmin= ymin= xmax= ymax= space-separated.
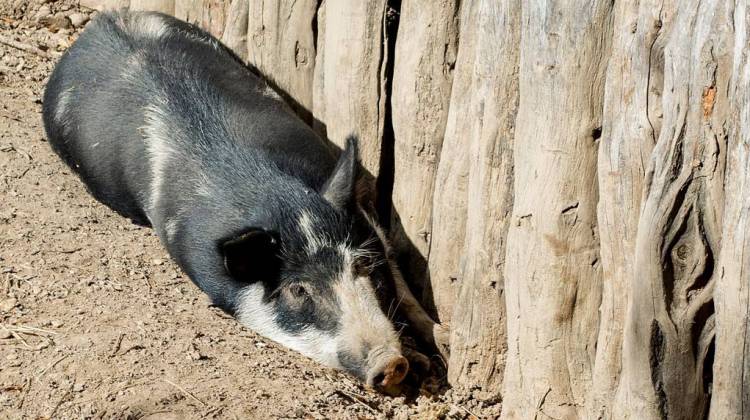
xmin=82 ymin=1 xmax=750 ymax=416
xmin=388 ymin=0 xmax=459 ymax=317
xmin=710 ymin=3 xmax=750 ymax=416
xmin=174 ymin=0 xmax=228 ymax=38
xmin=443 ymin=0 xmax=517 ymax=395
xmin=423 ymin=0 xmax=477 ymax=322
xmin=220 ymin=0 xmax=248 ymax=60
xmin=500 ymin=1 xmax=610 ymax=417
xmin=610 ymin=1 xmax=731 ymax=418
xmin=311 ymin=0 xmax=388 ymax=179
xmin=246 ymin=0 xmax=318 ymax=123
xmin=589 ymin=0 xmax=660 ymax=416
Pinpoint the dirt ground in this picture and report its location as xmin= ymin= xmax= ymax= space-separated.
xmin=0 ymin=1 xmax=500 ymax=419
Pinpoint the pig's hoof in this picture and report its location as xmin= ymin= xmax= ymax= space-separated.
xmin=433 ymin=323 xmax=451 ymax=358
xmin=403 ymin=346 xmax=431 ymax=376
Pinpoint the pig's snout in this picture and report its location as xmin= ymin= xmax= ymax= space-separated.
xmin=366 ymin=353 xmax=409 ymax=387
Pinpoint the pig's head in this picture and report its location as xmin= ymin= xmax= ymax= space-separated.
xmin=224 ymin=138 xmax=409 ymax=388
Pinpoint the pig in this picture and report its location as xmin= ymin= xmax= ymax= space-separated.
xmin=41 ymin=10 xmax=447 ymax=387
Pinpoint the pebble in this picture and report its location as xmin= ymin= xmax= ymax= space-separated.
xmin=35 ymin=5 xmax=51 ymax=21
xmin=152 ymin=258 xmax=164 ymax=266
xmin=73 ymin=383 xmax=85 ymax=392
xmin=40 ymin=13 xmax=72 ymax=32
xmin=68 ymin=13 xmax=89 ymax=28
xmin=53 ymin=35 xmax=70 ymax=50
xmin=51 ymin=320 xmax=63 ymax=328
xmin=2 ymin=55 xmax=19 ymax=67
xmin=0 ymin=330 xmax=12 ymax=339
xmin=0 ymin=297 xmax=18 ymax=312
xmin=6 ymin=353 xmax=18 ymax=360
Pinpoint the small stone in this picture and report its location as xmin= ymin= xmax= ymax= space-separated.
xmin=73 ymin=383 xmax=85 ymax=392
xmin=40 ymin=13 xmax=72 ymax=32
xmin=68 ymin=13 xmax=89 ymax=28
xmin=55 ymin=34 xmax=71 ymax=49
xmin=152 ymin=258 xmax=164 ymax=266
xmin=0 ymin=298 xmax=18 ymax=312
xmin=6 ymin=352 xmax=18 ymax=360
xmin=35 ymin=5 xmax=51 ymax=21
xmin=51 ymin=320 xmax=63 ymax=328
xmin=0 ymin=330 xmax=12 ymax=339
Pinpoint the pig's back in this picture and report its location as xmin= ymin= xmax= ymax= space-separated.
xmin=42 ymin=10 xmax=334 ymax=227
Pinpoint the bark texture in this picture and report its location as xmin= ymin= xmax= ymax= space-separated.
xmin=219 ymin=0 xmax=248 ymax=60
xmin=77 ymin=1 xmax=750 ymax=417
xmin=423 ymin=0 xmax=477 ymax=322
xmin=389 ymin=0 xmax=459 ymax=314
xmin=174 ymin=0 xmax=228 ymax=38
xmin=710 ymin=3 xmax=750 ymax=416
xmin=445 ymin=0 xmax=517 ymax=394
xmin=610 ymin=1 xmax=731 ymax=418
xmin=129 ymin=0 xmax=175 ymax=14
xmin=311 ymin=0 xmax=388 ymax=178
xmin=246 ymin=0 xmax=318 ymax=122
xmin=500 ymin=1 xmax=610 ymax=418
xmin=589 ymin=0 xmax=660 ymax=416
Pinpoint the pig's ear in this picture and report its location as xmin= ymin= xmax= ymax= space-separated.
xmin=222 ymin=229 xmax=280 ymax=283
xmin=322 ymin=136 xmax=359 ymax=210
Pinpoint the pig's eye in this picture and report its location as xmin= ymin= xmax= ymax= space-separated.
xmin=289 ymin=283 xmax=309 ymax=299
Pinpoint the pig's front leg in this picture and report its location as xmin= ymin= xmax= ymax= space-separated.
xmin=359 ymin=206 xmax=450 ymax=357
xmin=387 ymin=260 xmax=450 ymax=358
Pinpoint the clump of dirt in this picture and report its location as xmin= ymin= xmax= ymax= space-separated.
xmin=0 ymin=1 xmax=501 ymax=418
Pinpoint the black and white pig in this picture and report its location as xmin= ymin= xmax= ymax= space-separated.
xmin=41 ymin=10 xmax=446 ymax=388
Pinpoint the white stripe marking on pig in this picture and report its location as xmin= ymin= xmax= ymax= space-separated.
xmin=176 ymin=28 xmax=221 ymax=50
xmin=299 ymin=211 xmax=330 ymax=255
xmin=195 ymin=173 xmax=216 ymax=199
xmin=260 ymin=83 xmax=281 ymax=100
xmin=165 ymin=219 xmax=179 ymax=241
xmin=55 ymin=86 xmax=75 ymax=125
xmin=142 ymin=103 xmax=176 ymax=219
xmin=235 ymin=283 xmax=341 ymax=368
xmin=129 ymin=13 xmax=170 ymax=38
